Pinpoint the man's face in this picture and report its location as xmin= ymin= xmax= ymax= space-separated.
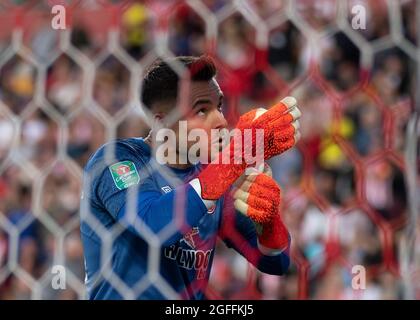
xmin=158 ymin=78 xmax=228 ymax=164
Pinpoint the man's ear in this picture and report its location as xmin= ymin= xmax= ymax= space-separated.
xmin=152 ymin=112 xmax=166 ymax=130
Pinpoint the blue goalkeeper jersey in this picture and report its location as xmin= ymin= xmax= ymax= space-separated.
xmin=80 ymin=138 xmax=290 ymax=300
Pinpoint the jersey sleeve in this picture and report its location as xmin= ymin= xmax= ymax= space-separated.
xmin=119 ymin=183 xmax=209 ymax=246
xmin=85 ymin=142 xmax=210 ymax=246
xmin=85 ymin=143 xmax=144 ymax=220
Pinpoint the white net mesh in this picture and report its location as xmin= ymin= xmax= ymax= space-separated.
xmin=0 ymin=0 xmax=418 ymax=299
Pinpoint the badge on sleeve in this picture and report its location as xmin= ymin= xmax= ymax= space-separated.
xmin=109 ymin=161 xmax=140 ymax=190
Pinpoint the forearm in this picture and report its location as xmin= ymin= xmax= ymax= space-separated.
xmin=220 ymin=211 xmax=290 ymax=275
xmin=234 ymin=231 xmax=291 ymax=275
xmin=256 ymin=218 xmax=291 ymax=275
xmin=256 ymin=249 xmax=290 ymax=275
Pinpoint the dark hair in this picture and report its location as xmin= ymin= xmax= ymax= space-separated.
xmin=141 ymin=55 xmax=217 ymax=110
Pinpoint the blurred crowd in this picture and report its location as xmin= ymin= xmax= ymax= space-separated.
xmin=0 ymin=0 xmax=418 ymax=299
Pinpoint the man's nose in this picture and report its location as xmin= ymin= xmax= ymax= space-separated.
xmin=211 ymin=109 xmax=228 ymax=130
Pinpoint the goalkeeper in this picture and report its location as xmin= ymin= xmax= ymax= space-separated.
xmin=80 ymin=56 xmax=301 ymax=299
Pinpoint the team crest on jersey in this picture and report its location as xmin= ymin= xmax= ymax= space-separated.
xmin=207 ymin=204 xmax=216 ymax=214
xmin=181 ymin=227 xmax=200 ymax=249
xmin=109 ymin=161 xmax=140 ymax=190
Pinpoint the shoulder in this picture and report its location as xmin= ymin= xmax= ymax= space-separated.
xmin=81 ymin=138 xmax=153 ymax=211
xmin=82 ymin=137 xmax=152 ymax=192
xmin=85 ymin=138 xmax=151 ymax=172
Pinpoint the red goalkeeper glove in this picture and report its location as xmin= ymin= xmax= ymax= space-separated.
xmin=233 ymin=164 xmax=290 ymax=253
xmin=191 ymin=96 xmax=301 ymax=201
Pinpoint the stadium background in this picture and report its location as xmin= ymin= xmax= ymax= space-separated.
xmin=0 ymin=0 xmax=418 ymax=299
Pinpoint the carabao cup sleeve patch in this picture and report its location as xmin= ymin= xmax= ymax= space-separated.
xmin=109 ymin=161 xmax=140 ymax=190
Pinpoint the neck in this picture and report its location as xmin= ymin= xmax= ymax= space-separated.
xmin=144 ymin=132 xmax=194 ymax=170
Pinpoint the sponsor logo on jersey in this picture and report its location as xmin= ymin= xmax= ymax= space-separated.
xmin=163 ymin=227 xmax=212 ymax=279
xmin=164 ymin=245 xmax=212 ymax=280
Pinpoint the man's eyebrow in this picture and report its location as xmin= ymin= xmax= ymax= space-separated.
xmin=192 ymin=98 xmax=212 ymax=108
xmin=192 ymin=94 xmax=224 ymax=108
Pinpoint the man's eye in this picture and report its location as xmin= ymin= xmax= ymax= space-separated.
xmin=217 ymin=104 xmax=223 ymax=113
xmin=196 ymin=108 xmax=206 ymax=116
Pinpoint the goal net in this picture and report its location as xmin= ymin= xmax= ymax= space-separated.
xmin=0 ymin=0 xmax=418 ymax=300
